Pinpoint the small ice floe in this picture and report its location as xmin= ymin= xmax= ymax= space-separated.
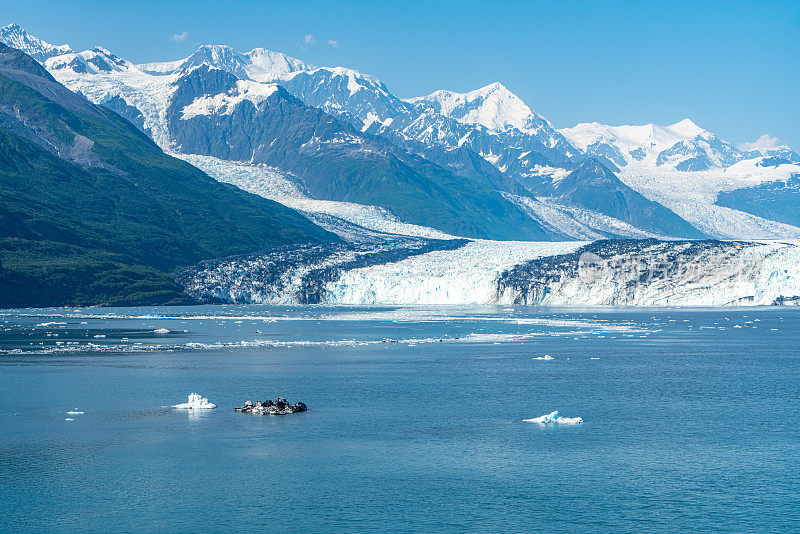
xmin=153 ymin=328 xmax=171 ymax=334
xmin=524 ymin=410 xmax=583 ymax=425
xmin=172 ymin=393 xmax=216 ymax=410
xmin=532 ymin=354 xmax=554 ymax=360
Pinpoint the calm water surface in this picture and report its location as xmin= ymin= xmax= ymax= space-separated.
xmin=1 ymin=306 xmax=798 ymax=533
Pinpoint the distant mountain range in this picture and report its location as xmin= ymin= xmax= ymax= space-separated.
xmin=3 ymin=22 xmax=798 ymax=243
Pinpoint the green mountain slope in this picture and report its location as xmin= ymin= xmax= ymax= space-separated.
xmin=0 ymin=44 xmax=335 ymax=307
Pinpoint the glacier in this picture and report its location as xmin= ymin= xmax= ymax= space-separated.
xmin=175 ymin=238 xmax=800 ymax=307
xmin=177 ymin=154 xmax=455 ymax=240
xmin=618 ymin=159 xmax=800 ymax=240
xmin=497 ymin=239 xmax=800 ymax=307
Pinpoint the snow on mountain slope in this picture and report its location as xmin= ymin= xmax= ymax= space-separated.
xmin=618 ymin=160 xmax=800 ymax=239
xmin=400 ymin=82 xmax=581 ymax=167
xmin=408 ymin=82 xmax=554 ymax=136
xmin=33 ymin=45 xmax=553 ymax=240
xmin=139 ymin=44 xmax=310 ymax=81
xmin=738 ymin=134 xmax=800 ymax=164
xmin=45 ymin=46 xmax=139 ymax=75
xmin=180 ymin=79 xmax=279 ymax=118
xmin=562 ymin=119 xmax=702 ymax=157
xmin=276 ymin=68 xmax=581 ymax=181
xmin=0 ymin=23 xmax=72 ymax=62
xmin=27 ymin=38 xmax=179 ymax=148
xmin=5 ymin=24 xmax=799 ymax=241
xmin=176 ymin=154 xmax=455 ymax=240
xmin=0 ymin=26 xmax=692 ymax=240
xmin=559 ymin=118 xmax=745 ymax=171
xmin=558 ymin=118 xmax=800 ymax=238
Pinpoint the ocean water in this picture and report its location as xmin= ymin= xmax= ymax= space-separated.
xmin=1 ymin=305 xmax=798 ymax=533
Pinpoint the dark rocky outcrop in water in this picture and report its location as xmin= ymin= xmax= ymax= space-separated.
xmin=235 ymin=398 xmax=307 ymax=415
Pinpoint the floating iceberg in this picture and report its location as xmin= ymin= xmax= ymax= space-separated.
xmin=172 ymin=393 xmax=216 ymax=410
xmin=524 ymin=410 xmax=583 ymax=425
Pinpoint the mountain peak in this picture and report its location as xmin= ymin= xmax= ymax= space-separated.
xmin=410 ymin=81 xmax=551 ymax=134
xmin=473 ymin=81 xmax=509 ymax=95
xmin=669 ymin=118 xmax=705 ymax=138
xmin=43 ymin=45 xmax=139 ymax=75
xmin=138 ymin=44 xmax=308 ymax=82
xmin=0 ymin=23 xmax=73 ymax=62
xmin=559 ymin=118 xmax=744 ymax=171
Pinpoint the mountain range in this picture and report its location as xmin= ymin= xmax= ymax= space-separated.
xmin=0 ymin=41 xmax=334 ymax=307
xmin=1 ymin=22 xmax=800 ymax=306
xmin=3 ymin=23 xmax=798 ymax=243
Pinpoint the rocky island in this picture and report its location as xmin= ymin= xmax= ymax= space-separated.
xmin=235 ymin=397 xmax=307 ymax=415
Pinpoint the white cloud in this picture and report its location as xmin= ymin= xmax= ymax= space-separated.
xmin=739 ymin=134 xmax=782 ymax=152
xmin=170 ymin=31 xmax=188 ymax=42
xmin=328 ymin=39 xmax=339 ymax=48
xmin=304 ymin=33 xmax=316 ymax=46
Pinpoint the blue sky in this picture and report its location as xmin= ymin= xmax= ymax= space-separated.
xmin=5 ymin=0 xmax=799 ymax=148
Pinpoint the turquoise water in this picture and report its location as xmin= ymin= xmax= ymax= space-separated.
xmin=1 ymin=306 xmax=799 ymax=533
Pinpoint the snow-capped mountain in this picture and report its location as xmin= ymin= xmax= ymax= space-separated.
xmin=4 ymin=26 xmax=800 ymax=308
xmin=3 ymin=23 xmax=799 ymax=242
xmin=559 ymin=118 xmax=746 ymax=171
xmin=139 ymin=44 xmax=309 ymax=81
xmin=0 ymin=23 xmax=71 ymax=62
xmin=408 ymin=82 xmax=555 ymax=137
xmin=402 ymin=82 xmax=581 ymax=177
xmin=280 ymin=71 xmax=581 ymax=177
xmin=45 ymin=46 xmax=139 ymax=75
